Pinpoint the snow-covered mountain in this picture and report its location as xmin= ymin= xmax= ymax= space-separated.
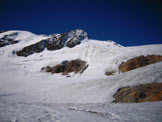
xmin=0 ymin=29 xmax=162 ymax=122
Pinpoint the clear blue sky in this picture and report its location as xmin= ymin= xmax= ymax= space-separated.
xmin=0 ymin=0 xmax=162 ymax=46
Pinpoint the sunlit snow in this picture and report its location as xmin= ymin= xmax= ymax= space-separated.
xmin=0 ymin=31 xmax=162 ymax=122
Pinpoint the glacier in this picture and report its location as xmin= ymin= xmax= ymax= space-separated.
xmin=0 ymin=30 xmax=162 ymax=122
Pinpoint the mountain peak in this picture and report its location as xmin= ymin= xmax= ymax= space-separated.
xmin=13 ymin=29 xmax=89 ymax=57
xmin=0 ymin=29 xmax=122 ymax=57
xmin=49 ymin=29 xmax=89 ymax=48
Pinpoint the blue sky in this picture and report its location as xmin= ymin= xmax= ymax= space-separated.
xmin=0 ymin=0 xmax=162 ymax=46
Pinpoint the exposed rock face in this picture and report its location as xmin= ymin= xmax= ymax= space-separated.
xmin=119 ymin=55 xmax=162 ymax=72
xmin=41 ymin=59 xmax=88 ymax=75
xmin=16 ymin=29 xmax=88 ymax=57
xmin=63 ymin=29 xmax=88 ymax=48
xmin=0 ymin=32 xmax=19 ymax=47
xmin=46 ymin=34 xmax=63 ymax=51
xmin=113 ymin=83 xmax=162 ymax=103
xmin=16 ymin=40 xmax=46 ymax=57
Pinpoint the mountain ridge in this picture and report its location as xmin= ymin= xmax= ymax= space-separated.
xmin=0 ymin=29 xmax=162 ymax=121
xmin=0 ymin=29 xmax=162 ymax=102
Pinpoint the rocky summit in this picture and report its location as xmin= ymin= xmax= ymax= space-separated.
xmin=15 ymin=29 xmax=88 ymax=57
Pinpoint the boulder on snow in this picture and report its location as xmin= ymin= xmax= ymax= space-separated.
xmin=119 ymin=55 xmax=162 ymax=72
xmin=105 ymin=71 xmax=115 ymax=76
xmin=41 ymin=59 xmax=88 ymax=75
xmin=113 ymin=83 xmax=162 ymax=103
xmin=16 ymin=29 xmax=88 ymax=57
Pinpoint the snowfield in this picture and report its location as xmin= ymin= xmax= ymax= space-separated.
xmin=0 ymin=30 xmax=162 ymax=121
xmin=1 ymin=101 xmax=162 ymax=122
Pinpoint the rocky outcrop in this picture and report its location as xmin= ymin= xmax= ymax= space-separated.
xmin=63 ymin=29 xmax=88 ymax=48
xmin=41 ymin=59 xmax=88 ymax=75
xmin=119 ymin=55 xmax=162 ymax=72
xmin=16 ymin=40 xmax=47 ymax=57
xmin=105 ymin=71 xmax=115 ymax=76
xmin=0 ymin=30 xmax=8 ymax=34
xmin=0 ymin=32 xmax=19 ymax=47
xmin=113 ymin=83 xmax=162 ymax=103
xmin=16 ymin=29 xmax=88 ymax=57
xmin=46 ymin=34 xmax=63 ymax=51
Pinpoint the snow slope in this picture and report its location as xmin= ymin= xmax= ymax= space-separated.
xmin=1 ymin=101 xmax=162 ymax=122
xmin=0 ymin=30 xmax=162 ymax=121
